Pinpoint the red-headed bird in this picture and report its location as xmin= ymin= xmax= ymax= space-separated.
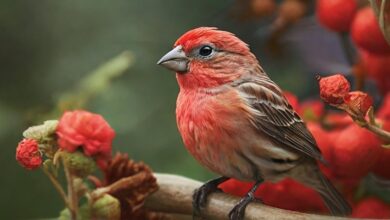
xmin=157 ymin=27 xmax=351 ymax=219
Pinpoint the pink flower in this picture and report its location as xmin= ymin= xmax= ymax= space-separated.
xmin=56 ymin=110 xmax=115 ymax=158
xmin=318 ymin=74 xmax=350 ymax=105
xmin=16 ymin=139 xmax=42 ymax=170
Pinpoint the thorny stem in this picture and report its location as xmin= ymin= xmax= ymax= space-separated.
xmin=64 ymin=161 xmax=79 ymax=220
xmin=42 ymin=166 xmax=69 ymax=208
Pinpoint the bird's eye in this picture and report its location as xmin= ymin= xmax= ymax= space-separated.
xmin=198 ymin=46 xmax=213 ymax=57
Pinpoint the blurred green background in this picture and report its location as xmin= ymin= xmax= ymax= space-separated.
xmin=1 ymin=0 xmax=353 ymax=218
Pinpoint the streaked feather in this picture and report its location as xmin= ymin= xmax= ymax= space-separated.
xmin=231 ymin=75 xmax=325 ymax=163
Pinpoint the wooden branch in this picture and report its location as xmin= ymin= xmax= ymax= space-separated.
xmin=145 ymin=173 xmax=350 ymax=220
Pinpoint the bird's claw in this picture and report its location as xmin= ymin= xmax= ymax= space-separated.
xmin=228 ymin=192 xmax=258 ymax=220
xmin=192 ymin=176 xmax=228 ymax=218
xmin=193 ymin=185 xmax=221 ymax=216
xmin=228 ymin=204 xmax=247 ymax=220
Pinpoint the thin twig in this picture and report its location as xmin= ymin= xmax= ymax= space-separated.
xmin=354 ymin=107 xmax=390 ymax=143
xmin=362 ymin=121 xmax=390 ymax=143
xmin=336 ymin=106 xmax=390 ymax=144
xmin=64 ymin=163 xmax=78 ymax=220
xmin=42 ymin=166 xmax=69 ymax=208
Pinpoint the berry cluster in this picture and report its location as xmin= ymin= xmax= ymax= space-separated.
xmin=317 ymin=0 xmax=390 ymax=95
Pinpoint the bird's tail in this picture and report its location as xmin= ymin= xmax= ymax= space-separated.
xmin=314 ymin=171 xmax=352 ymax=216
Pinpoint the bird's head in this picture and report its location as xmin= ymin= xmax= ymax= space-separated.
xmin=157 ymin=27 xmax=259 ymax=89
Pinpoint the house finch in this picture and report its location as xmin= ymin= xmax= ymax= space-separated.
xmin=157 ymin=27 xmax=351 ymax=219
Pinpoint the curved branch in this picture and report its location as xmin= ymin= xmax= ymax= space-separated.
xmin=145 ymin=173 xmax=350 ymax=220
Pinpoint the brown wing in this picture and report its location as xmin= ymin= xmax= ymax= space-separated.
xmin=232 ymin=76 xmax=325 ymax=163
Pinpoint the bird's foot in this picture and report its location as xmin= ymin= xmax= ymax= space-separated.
xmin=228 ymin=192 xmax=257 ymax=220
xmin=192 ymin=176 xmax=229 ymax=217
xmin=228 ymin=180 xmax=263 ymax=220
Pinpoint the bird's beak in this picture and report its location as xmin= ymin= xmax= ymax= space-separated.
xmin=157 ymin=46 xmax=189 ymax=73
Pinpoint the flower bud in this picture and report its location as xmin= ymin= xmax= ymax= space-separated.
xmin=344 ymin=91 xmax=373 ymax=117
xmin=23 ymin=120 xmax=58 ymax=141
xmin=318 ymin=74 xmax=350 ymax=105
xmin=59 ymin=204 xmax=91 ymax=220
xmin=92 ymin=194 xmax=120 ymax=220
xmin=61 ymin=151 xmax=96 ymax=177
xmin=16 ymin=139 xmax=42 ymax=170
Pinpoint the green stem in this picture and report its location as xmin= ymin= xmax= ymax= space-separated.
xmin=64 ymin=162 xmax=78 ymax=220
xmin=42 ymin=167 xmax=69 ymax=208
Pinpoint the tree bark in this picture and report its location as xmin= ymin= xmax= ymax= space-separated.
xmin=145 ymin=173 xmax=349 ymax=220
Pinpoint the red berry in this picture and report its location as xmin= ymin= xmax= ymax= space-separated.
xmin=361 ymin=50 xmax=390 ymax=78
xmin=352 ymin=197 xmax=390 ymax=219
xmin=257 ymin=178 xmax=326 ymax=213
xmin=16 ymin=138 xmax=42 ymax=170
xmin=316 ymin=0 xmax=357 ymax=32
xmin=220 ymin=178 xmax=327 ymax=213
xmin=372 ymin=120 xmax=390 ymax=179
xmin=307 ymin=122 xmax=332 ymax=163
xmin=343 ymin=91 xmax=373 ymax=117
xmin=372 ymin=148 xmax=390 ymax=179
xmin=307 ymin=122 xmax=335 ymax=178
xmin=318 ymin=74 xmax=351 ymax=105
xmin=351 ymin=7 xmax=390 ymax=55
xmin=360 ymin=51 xmax=390 ymax=94
xmin=332 ymin=123 xmax=382 ymax=179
